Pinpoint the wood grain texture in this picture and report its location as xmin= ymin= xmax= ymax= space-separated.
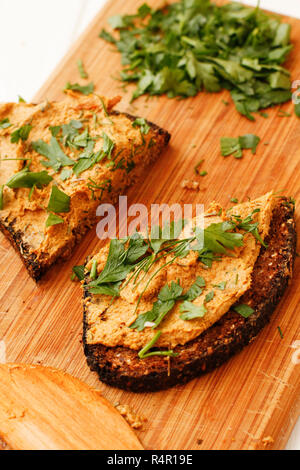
xmin=0 ymin=0 xmax=299 ymax=450
xmin=0 ymin=364 xmax=143 ymax=450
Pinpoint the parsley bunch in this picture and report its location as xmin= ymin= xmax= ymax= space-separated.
xmin=100 ymin=0 xmax=292 ymax=119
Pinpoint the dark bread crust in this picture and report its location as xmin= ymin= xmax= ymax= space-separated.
xmin=0 ymin=113 xmax=170 ymax=281
xmin=83 ymin=199 xmax=297 ymax=392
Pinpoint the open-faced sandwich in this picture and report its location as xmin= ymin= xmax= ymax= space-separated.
xmin=0 ymin=94 xmax=170 ymax=280
xmin=83 ymin=192 xmax=296 ymax=392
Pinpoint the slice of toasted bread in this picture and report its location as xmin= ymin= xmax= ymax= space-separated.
xmin=0 ymin=95 xmax=170 ymax=280
xmin=83 ymin=198 xmax=296 ymax=392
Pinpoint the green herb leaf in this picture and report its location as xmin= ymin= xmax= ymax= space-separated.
xmin=196 ymin=221 xmax=244 ymax=256
xmin=32 ymin=137 xmax=74 ymax=172
xmin=221 ymin=134 xmax=260 ymax=158
xmin=221 ymin=137 xmax=242 ymax=159
xmin=132 ymin=118 xmax=150 ymax=135
xmin=6 ymin=170 xmax=53 ymax=189
xmin=277 ymin=326 xmax=284 ymax=339
xmin=204 ymin=291 xmax=214 ymax=303
xmin=233 ymin=304 xmax=254 ymax=318
xmin=102 ymin=132 xmax=115 ymax=158
xmin=99 ymin=29 xmax=116 ymax=44
xmin=60 ymin=168 xmax=73 ymax=181
xmin=46 ymin=213 xmax=64 ymax=228
xmin=158 ymin=281 xmax=183 ymax=302
xmin=47 ymin=186 xmax=70 ymax=213
xmin=11 ymin=124 xmax=32 ymax=143
xmin=239 ymin=134 xmax=261 ymax=154
xmin=90 ymin=260 xmax=98 ymax=281
xmin=131 ymin=281 xmax=183 ymax=331
xmin=64 ymin=82 xmax=94 ymax=95
xmin=77 ymin=59 xmax=88 ymax=79
xmin=50 ymin=125 xmax=61 ymax=137
xmin=89 ymin=283 xmax=121 ymax=297
xmin=72 ymin=265 xmax=85 ymax=281
xmin=88 ymin=239 xmax=132 ymax=286
xmin=0 ymin=118 xmax=12 ymax=130
xmin=185 ymin=276 xmax=205 ymax=301
xmin=180 ymin=301 xmax=207 ymax=321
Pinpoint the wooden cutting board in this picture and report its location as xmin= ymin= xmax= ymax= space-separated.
xmin=0 ymin=0 xmax=299 ymax=450
xmin=0 ymin=364 xmax=143 ymax=450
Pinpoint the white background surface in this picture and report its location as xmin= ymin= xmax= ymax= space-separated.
xmin=0 ymin=0 xmax=299 ymax=450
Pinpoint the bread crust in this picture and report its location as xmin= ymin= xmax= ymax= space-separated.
xmin=83 ymin=198 xmax=297 ymax=392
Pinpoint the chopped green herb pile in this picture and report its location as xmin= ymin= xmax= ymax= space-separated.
xmin=100 ymin=0 xmax=293 ymax=119
xmin=221 ymin=134 xmax=260 ymax=158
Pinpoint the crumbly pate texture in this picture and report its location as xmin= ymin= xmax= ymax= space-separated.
xmin=84 ymin=192 xmax=275 ymax=350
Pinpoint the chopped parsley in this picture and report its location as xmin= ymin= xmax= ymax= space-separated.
xmin=64 ymin=82 xmax=95 ymax=95
xmin=233 ymin=304 xmax=254 ymax=318
xmin=221 ymin=134 xmax=260 ymax=159
xmin=100 ymin=0 xmax=293 ymax=118
xmin=72 ymin=265 xmax=85 ymax=282
xmin=204 ymin=291 xmax=214 ymax=303
xmin=277 ymin=326 xmax=284 ymax=339
xmin=132 ymin=118 xmax=150 ymax=135
xmin=0 ymin=118 xmax=12 ymax=130
xmin=60 ymin=168 xmax=73 ymax=181
xmin=6 ymin=169 xmax=53 ymax=189
xmin=185 ymin=276 xmax=205 ymax=301
xmin=180 ymin=301 xmax=207 ymax=321
xmin=46 ymin=213 xmax=64 ymax=228
xmin=47 ymin=186 xmax=70 ymax=213
xmin=277 ymin=109 xmax=291 ymax=117
xmin=194 ymin=159 xmax=204 ymax=175
xmin=32 ymin=137 xmax=74 ymax=172
xmin=77 ymin=59 xmax=88 ymax=79
xmin=130 ymin=281 xmax=183 ymax=331
xmin=11 ymin=124 xmax=32 ymax=143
